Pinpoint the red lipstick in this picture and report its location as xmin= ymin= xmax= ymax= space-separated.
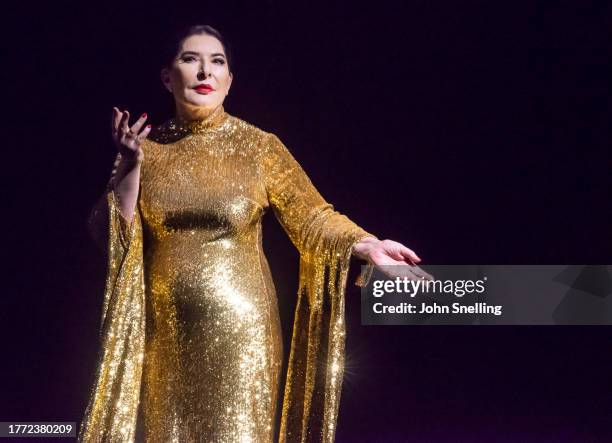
xmin=194 ymin=83 xmax=214 ymax=94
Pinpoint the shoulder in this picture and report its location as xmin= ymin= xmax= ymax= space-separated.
xmin=224 ymin=114 xmax=270 ymax=141
xmin=224 ymin=113 xmax=288 ymax=156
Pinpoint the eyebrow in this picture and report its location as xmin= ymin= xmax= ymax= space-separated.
xmin=179 ymin=51 xmax=226 ymax=58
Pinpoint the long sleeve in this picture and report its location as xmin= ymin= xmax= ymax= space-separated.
xmin=261 ymin=133 xmax=375 ymax=258
xmin=260 ymin=133 xmax=376 ymax=442
xmin=86 ymin=153 xmax=134 ymax=254
xmin=78 ymin=156 xmax=146 ymax=442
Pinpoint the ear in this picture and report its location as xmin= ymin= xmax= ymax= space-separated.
xmin=160 ymin=67 xmax=172 ymax=93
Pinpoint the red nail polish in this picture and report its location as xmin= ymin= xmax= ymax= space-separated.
xmin=146 ymin=124 xmax=152 ymax=129
xmin=142 ymin=112 xmax=147 ymax=118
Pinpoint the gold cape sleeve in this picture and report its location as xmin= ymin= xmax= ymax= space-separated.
xmin=260 ymin=133 xmax=377 ymax=442
xmin=78 ymin=177 xmax=146 ymax=442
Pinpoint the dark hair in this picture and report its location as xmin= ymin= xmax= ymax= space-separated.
xmin=160 ymin=24 xmax=233 ymax=73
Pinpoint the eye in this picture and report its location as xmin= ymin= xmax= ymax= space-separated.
xmin=213 ymin=58 xmax=226 ymax=65
xmin=181 ymin=56 xmax=197 ymax=62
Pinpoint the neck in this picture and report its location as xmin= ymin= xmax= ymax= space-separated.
xmin=175 ymin=101 xmax=222 ymax=124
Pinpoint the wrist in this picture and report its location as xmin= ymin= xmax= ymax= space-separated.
xmin=115 ymin=156 xmax=142 ymax=178
xmin=352 ymin=236 xmax=379 ymax=261
xmin=119 ymin=156 xmax=143 ymax=169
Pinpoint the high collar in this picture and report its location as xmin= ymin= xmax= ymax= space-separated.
xmin=174 ymin=105 xmax=228 ymax=133
xmin=150 ymin=105 xmax=229 ymax=144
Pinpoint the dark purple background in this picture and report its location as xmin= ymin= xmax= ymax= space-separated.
xmin=3 ymin=1 xmax=611 ymax=441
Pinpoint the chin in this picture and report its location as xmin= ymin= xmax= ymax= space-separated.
xmin=187 ymin=94 xmax=212 ymax=105
xmin=194 ymin=91 xmax=219 ymax=105
xmin=192 ymin=100 xmax=215 ymax=108
xmin=182 ymin=94 xmax=218 ymax=109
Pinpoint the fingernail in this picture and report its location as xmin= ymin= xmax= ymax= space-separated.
xmin=141 ymin=112 xmax=147 ymax=118
xmin=146 ymin=124 xmax=151 ymax=129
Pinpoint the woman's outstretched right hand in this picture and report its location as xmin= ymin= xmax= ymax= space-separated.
xmin=112 ymin=107 xmax=151 ymax=165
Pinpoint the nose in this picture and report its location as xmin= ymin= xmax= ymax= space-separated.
xmin=197 ymin=61 xmax=211 ymax=80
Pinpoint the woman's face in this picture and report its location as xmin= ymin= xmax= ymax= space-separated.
xmin=161 ymin=33 xmax=233 ymax=118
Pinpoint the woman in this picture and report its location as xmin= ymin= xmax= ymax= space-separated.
xmin=79 ymin=24 xmax=430 ymax=442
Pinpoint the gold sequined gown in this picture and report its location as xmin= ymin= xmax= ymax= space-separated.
xmin=78 ymin=105 xmax=376 ymax=443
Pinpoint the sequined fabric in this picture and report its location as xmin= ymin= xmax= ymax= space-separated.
xmin=79 ymin=105 xmax=376 ymax=442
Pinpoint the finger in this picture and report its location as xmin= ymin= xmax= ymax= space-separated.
xmin=130 ymin=112 xmax=148 ymax=135
xmin=120 ymin=110 xmax=130 ymax=134
xmin=379 ymin=241 xmax=405 ymax=261
xmin=137 ymin=124 xmax=152 ymax=142
xmin=401 ymin=246 xmax=421 ymax=263
xmin=375 ymin=262 xmax=432 ymax=282
xmin=409 ymin=265 xmax=434 ymax=281
xmin=386 ymin=248 xmax=404 ymax=261
xmin=112 ymin=107 xmax=122 ymax=135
